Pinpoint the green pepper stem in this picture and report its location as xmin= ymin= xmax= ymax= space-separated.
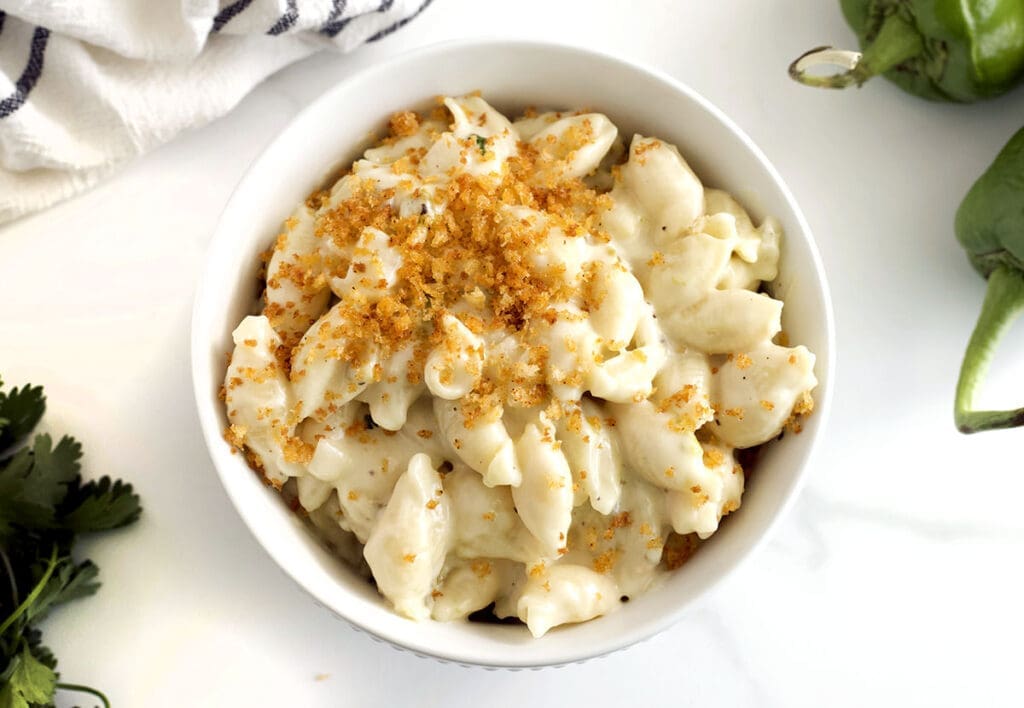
xmin=955 ymin=265 xmax=1024 ymax=433
xmin=789 ymin=13 xmax=924 ymax=89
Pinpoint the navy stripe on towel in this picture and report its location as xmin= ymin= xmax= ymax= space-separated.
xmin=323 ymin=0 xmax=394 ymax=39
xmin=212 ymin=0 xmax=253 ymax=32
xmin=321 ymin=16 xmax=353 ymax=38
xmin=369 ymin=0 xmax=432 ymax=42
xmin=321 ymin=0 xmax=356 ymax=38
xmin=319 ymin=0 xmax=348 ymax=36
xmin=0 ymin=26 xmax=50 ymax=120
xmin=268 ymin=0 xmax=299 ymax=35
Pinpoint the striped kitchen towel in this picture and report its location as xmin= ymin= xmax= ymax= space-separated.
xmin=0 ymin=0 xmax=433 ymax=224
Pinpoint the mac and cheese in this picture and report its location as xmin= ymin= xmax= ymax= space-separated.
xmin=222 ymin=95 xmax=816 ymax=637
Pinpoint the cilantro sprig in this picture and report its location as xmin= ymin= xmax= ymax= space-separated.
xmin=0 ymin=376 xmax=141 ymax=708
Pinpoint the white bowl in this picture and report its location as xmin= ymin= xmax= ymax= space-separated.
xmin=191 ymin=39 xmax=834 ymax=669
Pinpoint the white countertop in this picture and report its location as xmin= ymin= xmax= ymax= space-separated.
xmin=4 ymin=1 xmax=1024 ymax=706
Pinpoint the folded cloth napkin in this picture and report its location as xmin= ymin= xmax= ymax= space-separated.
xmin=0 ymin=0 xmax=432 ymax=224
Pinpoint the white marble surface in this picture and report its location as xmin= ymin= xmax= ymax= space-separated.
xmin=3 ymin=1 xmax=1024 ymax=705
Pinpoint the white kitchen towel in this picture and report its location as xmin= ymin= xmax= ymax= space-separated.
xmin=0 ymin=0 xmax=433 ymax=224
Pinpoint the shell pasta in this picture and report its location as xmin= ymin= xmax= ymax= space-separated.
xmin=222 ymin=95 xmax=817 ymax=637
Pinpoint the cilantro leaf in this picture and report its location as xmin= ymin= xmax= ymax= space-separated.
xmin=26 ymin=559 xmax=99 ymax=626
xmin=0 ymin=680 xmax=27 ymax=708
xmin=21 ymin=629 xmax=54 ymax=672
xmin=0 ymin=383 xmax=45 ymax=455
xmin=0 ymin=435 xmax=82 ymax=540
xmin=60 ymin=477 xmax=142 ymax=533
xmin=1 ymin=645 xmax=56 ymax=707
xmin=25 ymin=435 xmax=81 ymax=510
xmin=472 ymin=134 xmax=487 ymax=155
xmin=0 ymin=450 xmax=54 ymax=539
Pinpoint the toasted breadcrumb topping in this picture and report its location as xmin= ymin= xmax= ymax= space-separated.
xmin=260 ymin=107 xmax=617 ymax=428
xmin=784 ymin=391 xmax=815 ymax=434
xmin=592 ymin=549 xmax=618 ymax=574
xmin=389 ymin=111 xmax=420 ymax=138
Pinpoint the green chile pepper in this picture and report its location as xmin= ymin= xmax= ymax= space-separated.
xmin=955 ymin=126 xmax=1024 ymax=433
xmin=790 ymin=0 xmax=1024 ymax=102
